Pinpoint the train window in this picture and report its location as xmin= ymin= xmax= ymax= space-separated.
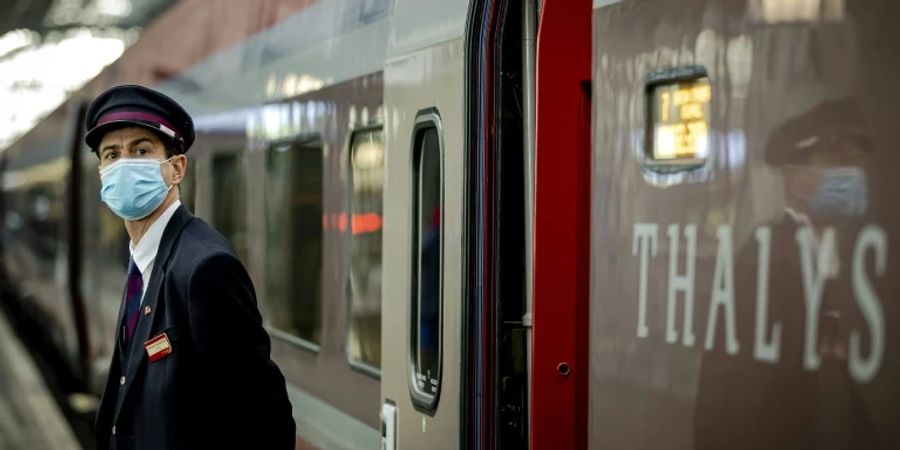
xmin=409 ymin=112 xmax=443 ymax=413
xmin=347 ymin=127 xmax=385 ymax=374
xmin=179 ymin=158 xmax=197 ymax=212
xmin=265 ymin=137 xmax=323 ymax=348
xmin=210 ymin=152 xmax=248 ymax=261
xmin=645 ymin=67 xmax=711 ymax=169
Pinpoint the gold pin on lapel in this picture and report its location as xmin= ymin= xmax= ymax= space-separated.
xmin=143 ymin=305 xmax=152 ymax=315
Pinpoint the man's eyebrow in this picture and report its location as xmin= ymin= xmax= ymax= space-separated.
xmin=100 ymin=137 xmax=155 ymax=154
xmin=99 ymin=143 xmax=120 ymax=154
xmin=128 ymin=137 xmax=154 ymax=148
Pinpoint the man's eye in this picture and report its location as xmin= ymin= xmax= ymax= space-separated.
xmin=105 ymin=153 xmax=118 ymax=161
xmin=136 ymin=148 xmax=149 ymax=155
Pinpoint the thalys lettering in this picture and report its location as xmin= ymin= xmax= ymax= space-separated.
xmin=631 ymin=223 xmax=887 ymax=384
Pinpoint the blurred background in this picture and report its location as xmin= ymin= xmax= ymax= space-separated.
xmin=0 ymin=2 xmax=170 ymax=448
xmin=0 ymin=0 xmax=173 ymax=149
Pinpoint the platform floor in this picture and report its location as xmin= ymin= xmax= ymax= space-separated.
xmin=0 ymin=310 xmax=80 ymax=450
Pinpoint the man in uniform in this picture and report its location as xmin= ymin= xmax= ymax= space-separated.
xmin=87 ymin=85 xmax=295 ymax=450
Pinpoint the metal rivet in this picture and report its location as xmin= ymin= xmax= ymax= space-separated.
xmin=119 ymin=376 xmax=125 ymax=385
xmin=557 ymin=362 xmax=570 ymax=376
xmin=143 ymin=305 xmax=152 ymax=315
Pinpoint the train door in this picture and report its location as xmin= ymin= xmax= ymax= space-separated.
xmin=590 ymin=0 xmax=900 ymax=448
xmin=531 ymin=0 xmax=592 ymax=449
xmin=468 ymin=0 xmax=549 ymax=447
xmin=380 ymin=1 xmax=469 ymax=448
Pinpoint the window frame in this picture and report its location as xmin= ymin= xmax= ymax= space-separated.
xmin=643 ymin=65 xmax=711 ymax=172
xmin=263 ymin=134 xmax=325 ymax=353
xmin=407 ymin=109 xmax=445 ymax=415
xmin=179 ymin=157 xmax=198 ymax=212
xmin=345 ymin=124 xmax=386 ymax=378
xmin=209 ymin=149 xmax=249 ymax=262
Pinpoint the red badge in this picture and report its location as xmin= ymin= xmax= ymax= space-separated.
xmin=144 ymin=333 xmax=172 ymax=362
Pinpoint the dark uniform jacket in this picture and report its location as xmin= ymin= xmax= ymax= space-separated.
xmin=95 ymin=205 xmax=295 ymax=450
xmin=694 ymin=214 xmax=875 ymax=449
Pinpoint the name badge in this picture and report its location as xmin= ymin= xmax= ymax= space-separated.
xmin=144 ymin=333 xmax=173 ymax=362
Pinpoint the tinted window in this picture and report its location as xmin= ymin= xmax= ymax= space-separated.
xmin=211 ymin=152 xmax=247 ymax=261
xmin=180 ymin=158 xmax=197 ymax=212
xmin=266 ymin=139 xmax=323 ymax=346
xmin=410 ymin=119 xmax=442 ymax=411
xmin=347 ymin=128 xmax=385 ymax=372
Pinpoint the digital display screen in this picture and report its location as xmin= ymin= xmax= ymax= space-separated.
xmin=649 ymin=77 xmax=711 ymax=164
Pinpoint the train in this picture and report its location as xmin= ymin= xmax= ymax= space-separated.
xmin=2 ymin=0 xmax=900 ymax=448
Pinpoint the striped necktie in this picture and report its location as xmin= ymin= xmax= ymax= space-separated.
xmin=123 ymin=257 xmax=143 ymax=345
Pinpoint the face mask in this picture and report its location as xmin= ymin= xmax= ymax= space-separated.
xmin=810 ymin=167 xmax=868 ymax=219
xmin=100 ymin=157 xmax=175 ymax=221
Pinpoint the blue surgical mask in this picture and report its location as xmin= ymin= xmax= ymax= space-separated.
xmin=810 ymin=167 xmax=868 ymax=218
xmin=99 ymin=157 xmax=174 ymax=221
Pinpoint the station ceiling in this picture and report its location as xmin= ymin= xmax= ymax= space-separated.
xmin=0 ymin=0 xmax=175 ymax=37
xmin=0 ymin=0 xmax=177 ymax=149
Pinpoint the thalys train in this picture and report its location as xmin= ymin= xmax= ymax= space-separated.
xmin=3 ymin=0 xmax=900 ymax=448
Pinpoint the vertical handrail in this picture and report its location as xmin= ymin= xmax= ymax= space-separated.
xmin=521 ymin=0 xmax=538 ymax=441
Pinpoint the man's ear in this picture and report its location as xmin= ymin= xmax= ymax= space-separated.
xmin=169 ymin=154 xmax=187 ymax=185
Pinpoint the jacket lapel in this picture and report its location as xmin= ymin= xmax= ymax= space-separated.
xmin=113 ymin=205 xmax=193 ymax=421
xmin=96 ymin=262 xmax=133 ymax=428
xmin=112 ymin=273 xmax=129 ymax=360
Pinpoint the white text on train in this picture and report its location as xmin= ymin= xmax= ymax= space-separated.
xmin=632 ymin=223 xmax=887 ymax=384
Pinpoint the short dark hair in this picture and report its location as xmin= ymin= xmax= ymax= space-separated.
xmin=163 ymin=139 xmax=180 ymax=159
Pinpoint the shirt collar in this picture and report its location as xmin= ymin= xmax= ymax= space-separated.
xmin=129 ymin=200 xmax=181 ymax=275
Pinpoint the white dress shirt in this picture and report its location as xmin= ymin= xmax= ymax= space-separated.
xmin=129 ymin=200 xmax=181 ymax=303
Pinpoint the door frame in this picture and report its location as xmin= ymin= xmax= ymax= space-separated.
xmin=531 ymin=0 xmax=592 ymax=448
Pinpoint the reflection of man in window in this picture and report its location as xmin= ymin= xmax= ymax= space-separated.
xmin=86 ymin=85 xmax=295 ymax=450
xmin=694 ymin=98 xmax=875 ymax=449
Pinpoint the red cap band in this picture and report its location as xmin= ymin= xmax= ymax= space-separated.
xmin=97 ymin=111 xmax=183 ymax=141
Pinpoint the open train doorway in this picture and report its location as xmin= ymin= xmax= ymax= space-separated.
xmin=461 ymin=0 xmax=541 ymax=447
xmin=490 ymin=0 xmax=531 ymax=447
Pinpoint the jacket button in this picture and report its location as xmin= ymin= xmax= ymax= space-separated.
xmin=112 ymin=426 xmax=116 ymax=435
xmin=120 ymin=375 xmax=126 ymax=385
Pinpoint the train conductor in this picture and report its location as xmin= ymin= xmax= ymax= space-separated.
xmin=86 ymin=85 xmax=295 ymax=450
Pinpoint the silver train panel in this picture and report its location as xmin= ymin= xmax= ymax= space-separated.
xmin=382 ymin=37 xmax=466 ymax=450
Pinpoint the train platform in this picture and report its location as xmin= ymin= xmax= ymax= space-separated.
xmin=0 ymin=309 xmax=81 ymax=450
